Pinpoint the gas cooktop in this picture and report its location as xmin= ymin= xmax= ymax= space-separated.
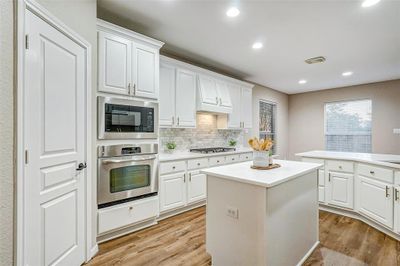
xmin=189 ymin=147 xmax=236 ymax=154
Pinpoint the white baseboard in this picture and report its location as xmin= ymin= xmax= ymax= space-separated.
xmin=158 ymin=201 xmax=206 ymax=221
xmin=88 ymin=244 xmax=99 ymax=261
xmin=296 ymin=241 xmax=319 ymax=266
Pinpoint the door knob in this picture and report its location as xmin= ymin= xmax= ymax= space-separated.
xmin=76 ymin=163 xmax=87 ymax=171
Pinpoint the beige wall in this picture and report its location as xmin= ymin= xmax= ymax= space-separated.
xmin=0 ymin=1 xmax=15 ymax=265
xmin=288 ymin=80 xmax=400 ymax=159
xmin=249 ymin=85 xmax=289 ymax=159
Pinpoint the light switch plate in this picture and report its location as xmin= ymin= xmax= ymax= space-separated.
xmin=393 ymin=128 xmax=400 ymax=134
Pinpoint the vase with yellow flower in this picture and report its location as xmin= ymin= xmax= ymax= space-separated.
xmin=248 ymin=137 xmax=273 ymax=167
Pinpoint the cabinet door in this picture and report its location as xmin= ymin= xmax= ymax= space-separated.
xmin=358 ymin=176 xmax=393 ymax=228
xmin=175 ymin=68 xmax=196 ymax=128
xmin=159 ymin=63 xmax=176 ymax=127
xmin=394 ymin=186 xmax=400 ymax=233
xmin=132 ymin=43 xmax=159 ymax=99
xmin=216 ymin=81 xmax=232 ymax=108
xmin=187 ymin=171 xmax=207 ymax=204
xmin=160 ymin=172 xmax=186 ymax=212
xmin=98 ymin=31 xmax=131 ymax=95
xmin=198 ymin=75 xmax=218 ymax=106
xmin=327 ymin=172 xmax=354 ymax=209
xmin=241 ymin=87 xmax=253 ymax=128
xmin=227 ymin=83 xmax=241 ymax=128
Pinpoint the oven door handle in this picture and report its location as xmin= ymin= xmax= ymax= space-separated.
xmin=102 ymin=155 xmax=156 ymax=164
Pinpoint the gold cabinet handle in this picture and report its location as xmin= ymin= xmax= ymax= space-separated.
xmin=177 ymin=117 xmax=180 ymax=125
xmin=133 ymin=83 xmax=136 ymax=95
xmin=189 ymin=172 xmax=192 ymax=182
xmin=128 ymin=83 xmax=131 ymax=94
xmin=183 ymin=174 xmax=186 ymax=183
xmin=385 ymin=186 xmax=390 ymax=198
xmin=328 ymin=173 xmax=331 ymax=182
xmin=395 ymin=188 xmax=399 ymax=201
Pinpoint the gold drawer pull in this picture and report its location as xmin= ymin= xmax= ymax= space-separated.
xmin=386 ymin=186 xmax=390 ymax=198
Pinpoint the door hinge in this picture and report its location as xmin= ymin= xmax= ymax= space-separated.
xmin=25 ymin=34 xmax=29 ymax=50
xmin=24 ymin=150 xmax=29 ymax=164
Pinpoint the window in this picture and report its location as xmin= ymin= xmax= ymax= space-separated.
xmin=259 ymin=100 xmax=276 ymax=154
xmin=325 ymin=99 xmax=372 ymax=153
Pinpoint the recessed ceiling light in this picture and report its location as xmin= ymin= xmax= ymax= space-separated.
xmin=342 ymin=71 xmax=353 ymax=76
xmin=362 ymin=0 xmax=381 ymax=8
xmin=226 ymin=7 xmax=240 ymax=17
xmin=298 ymin=80 xmax=307 ymax=84
xmin=252 ymin=42 xmax=263 ymax=49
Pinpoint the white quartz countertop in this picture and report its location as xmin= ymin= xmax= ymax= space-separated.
xmin=201 ymin=159 xmax=322 ymax=188
xmin=296 ymin=150 xmax=400 ymax=169
xmin=159 ymin=148 xmax=253 ymax=162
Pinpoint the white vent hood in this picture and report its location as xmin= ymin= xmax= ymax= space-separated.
xmin=197 ymin=75 xmax=233 ymax=114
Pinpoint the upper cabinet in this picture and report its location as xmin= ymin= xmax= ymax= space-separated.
xmin=197 ymin=75 xmax=233 ymax=114
xmin=159 ymin=61 xmax=196 ymax=128
xmin=159 ymin=56 xmax=253 ymax=129
xmin=97 ymin=19 xmax=164 ymax=99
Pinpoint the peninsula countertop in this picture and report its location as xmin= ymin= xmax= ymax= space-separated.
xmin=296 ymin=150 xmax=400 ymax=169
xmin=201 ymin=159 xmax=322 ymax=188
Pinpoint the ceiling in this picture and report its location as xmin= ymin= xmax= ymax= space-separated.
xmin=97 ymin=0 xmax=400 ymax=94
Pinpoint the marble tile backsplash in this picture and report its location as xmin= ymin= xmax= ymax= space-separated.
xmin=160 ymin=113 xmax=244 ymax=152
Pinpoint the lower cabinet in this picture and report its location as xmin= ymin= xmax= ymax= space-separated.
xmin=327 ymin=171 xmax=354 ymax=209
xmin=187 ymin=170 xmax=207 ymax=204
xmin=394 ymin=186 xmax=400 ymax=233
xmin=358 ymin=175 xmax=393 ymax=228
xmin=160 ymin=172 xmax=186 ymax=212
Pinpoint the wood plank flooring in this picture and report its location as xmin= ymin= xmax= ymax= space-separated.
xmin=86 ymin=207 xmax=400 ymax=266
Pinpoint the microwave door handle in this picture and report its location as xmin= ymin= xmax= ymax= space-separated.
xmin=102 ymin=155 xmax=156 ymax=164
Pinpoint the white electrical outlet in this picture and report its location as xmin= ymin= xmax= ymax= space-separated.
xmin=226 ymin=206 xmax=239 ymax=219
xmin=393 ymin=128 xmax=400 ymax=134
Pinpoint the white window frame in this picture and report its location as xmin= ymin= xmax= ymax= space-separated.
xmin=259 ymin=100 xmax=277 ymax=154
xmin=324 ymin=98 xmax=372 ymax=153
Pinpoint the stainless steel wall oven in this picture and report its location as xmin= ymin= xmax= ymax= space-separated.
xmin=98 ymin=144 xmax=158 ymax=207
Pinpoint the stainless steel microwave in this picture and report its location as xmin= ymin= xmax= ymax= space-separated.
xmin=98 ymin=96 xmax=158 ymax=139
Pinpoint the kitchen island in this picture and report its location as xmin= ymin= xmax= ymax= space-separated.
xmin=202 ymin=159 xmax=322 ymax=266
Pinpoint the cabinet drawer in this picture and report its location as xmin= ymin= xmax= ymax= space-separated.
xmin=226 ymin=154 xmax=240 ymax=164
xmin=160 ymin=160 xmax=186 ymax=175
xmin=98 ymin=196 xmax=159 ymax=234
xmin=240 ymin=152 xmax=253 ymax=161
xmin=358 ymin=163 xmax=393 ymax=184
xmin=326 ymin=160 xmax=354 ymax=173
xmin=318 ymin=170 xmax=325 ymax=186
xmin=318 ymin=186 xmax=325 ymax=202
xmin=187 ymin=158 xmax=209 ymax=170
xmin=209 ymin=156 xmax=226 ymax=166
xmin=303 ymin=158 xmax=325 ymax=169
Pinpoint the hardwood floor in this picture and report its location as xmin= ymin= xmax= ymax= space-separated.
xmin=87 ymin=207 xmax=400 ymax=266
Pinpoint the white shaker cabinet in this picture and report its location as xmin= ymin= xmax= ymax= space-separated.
xmin=132 ymin=43 xmax=159 ymax=99
xmin=175 ymin=68 xmax=197 ymax=127
xmin=187 ymin=171 xmax=207 ymax=204
xmin=159 ymin=59 xmax=196 ymax=128
xmin=241 ymin=87 xmax=253 ymax=128
xmin=97 ymin=20 xmax=163 ymax=99
xmin=98 ymin=31 xmax=132 ymax=95
xmin=327 ymin=172 xmax=354 ymax=209
xmin=358 ymin=176 xmax=393 ymax=228
xmin=159 ymin=172 xmax=186 ymax=212
xmin=226 ymin=83 xmax=241 ymax=128
xmin=216 ymin=81 xmax=232 ymax=108
xmin=159 ymin=63 xmax=176 ymax=127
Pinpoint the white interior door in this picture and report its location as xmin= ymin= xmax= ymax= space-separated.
xmin=24 ymin=10 xmax=87 ymax=266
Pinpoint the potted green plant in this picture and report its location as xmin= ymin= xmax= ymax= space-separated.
xmin=165 ymin=141 xmax=177 ymax=153
xmin=228 ymin=139 xmax=237 ymax=147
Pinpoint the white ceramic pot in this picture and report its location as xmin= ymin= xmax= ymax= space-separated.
xmin=253 ymin=151 xmax=270 ymax=167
